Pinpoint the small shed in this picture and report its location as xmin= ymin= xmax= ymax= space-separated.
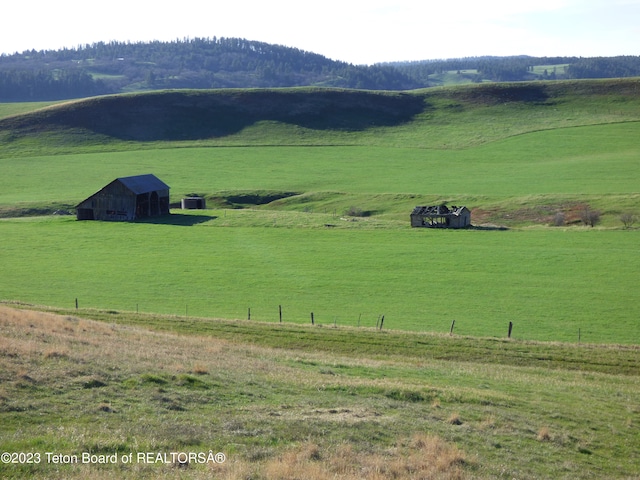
xmin=411 ymin=205 xmax=471 ymax=229
xmin=181 ymin=197 xmax=206 ymax=209
xmin=76 ymin=174 xmax=170 ymax=221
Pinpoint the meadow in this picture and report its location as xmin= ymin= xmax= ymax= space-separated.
xmin=1 ymin=120 xmax=639 ymax=343
xmin=0 ymin=80 xmax=639 ymax=478
xmin=2 ymin=122 xmax=640 ymax=206
xmin=1 ymin=214 xmax=639 ymax=344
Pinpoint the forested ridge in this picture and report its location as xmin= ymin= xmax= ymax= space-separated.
xmin=0 ymin=38 xmax=418 ymax=101
xmin=386 ymin=55 xmax=640 ymax=84
xmin=1 ymin=37 xmax=639 ymax=101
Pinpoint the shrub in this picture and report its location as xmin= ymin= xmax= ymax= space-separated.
xmin=580 ymin=207 xmax=601 ymax=227
xmin=620 ymin=212 xmax=637 ymax=228
xmin=552 ymin=212 xmax=565 ymax=226
xmin=344 ymin=206 xmax=365 ymax=217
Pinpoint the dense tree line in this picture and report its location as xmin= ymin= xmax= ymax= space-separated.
xmin=0 ymin=38 xmax=418 ymax=101
xmin=386 ymin=55 xmax=640 ymax=84
xmin=0 ymin=69 xmax=108 ymax=101
xmin=386 ymin=56 xmax=579 ymax=83
xmin=566 ymin=56 xmax=640 ymax=79
xmin=1 ymin=39 xmax=639 ymax=101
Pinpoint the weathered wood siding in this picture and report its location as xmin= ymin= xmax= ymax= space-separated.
xmin=410 ymin=206 xmax=471 ymax=229
xmin=76 ymin=179 xmax=170 ymax=221
xmin=76 ymin=181 xmax=137 ymax=221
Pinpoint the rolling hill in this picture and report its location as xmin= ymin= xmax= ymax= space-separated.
xmin=2 ymin=78 xmax=640 ymax=146
xmin=1 ymin=78 xmax=639 ymax=226
xmin=0 ymin=88 xmax=425 ymax=141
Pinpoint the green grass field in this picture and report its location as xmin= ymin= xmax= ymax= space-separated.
xmin=1 ymin=81 xmax=639 ymax=343
xmin=1 ymin=80 xmax=640 ymax=479
xmin=1 ymin=214 xmax=639 ymax=343
xmin=0 ymin=101 xmax=63 ymax=119
xmin=1 ymin=122 xmax=639 ymax=214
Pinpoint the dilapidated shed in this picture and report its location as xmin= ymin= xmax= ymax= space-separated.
xmin=76 ymin=174 xmax=170 ymax=221
xmin=411 ymin=205 xmax=471 ymax=229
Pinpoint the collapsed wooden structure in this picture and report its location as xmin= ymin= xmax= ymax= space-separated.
xmin=410 ymin=205 xmax=471 ymax=229
xmin=76 ymin=174 xmax=170 ymax=221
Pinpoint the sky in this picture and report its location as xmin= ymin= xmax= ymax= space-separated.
xmin=2 ymin=0 xmax=639 ymax=64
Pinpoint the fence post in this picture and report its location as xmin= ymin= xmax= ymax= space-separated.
xmin=450 ymin=319 xmax=455 ymax=335
xmin=75 ymin=298 xmax=78 ymax=310
xmin=379 ymin=315 xmax=385 ymax=330
xmin=311 ymin=312 xmax=314 ymax=325
xmin=248 ymin=307 xmax=251 ymax=321
xmin=279 ymin=305 xmax=282 ymax=323
xmin=508 ymin=321 xmax=513 ymax=338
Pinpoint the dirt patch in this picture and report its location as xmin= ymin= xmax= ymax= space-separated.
xmin=471 ymin=202 xmax=590 ymax=226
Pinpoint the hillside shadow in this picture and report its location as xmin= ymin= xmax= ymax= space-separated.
xmin=456 ymin=83 xmax=551 ymax=105
xmin=136 ymin=214 xmax=215 ymax=226
xmin=25 ymin=90 xmax=427 ymax=141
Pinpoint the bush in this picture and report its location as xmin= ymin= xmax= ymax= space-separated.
xmin=620 ymin=212 xmax=637 ymax=228
xmin=552 ymin=212 xmax=565 ymax=226
xmin=344 ymin=206 xmax=365 ymax=217
xmin=580 ymin=207 xmax=601 ymax=227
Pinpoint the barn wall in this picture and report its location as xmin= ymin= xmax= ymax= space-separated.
xmin=449 ymin=210 xmax=470 ymax=228
xmin=459 ymin=209 xmax=471 ymax=227
xmin=449 ymin=216 xmax=464 ymax=228
xmin=157 ymin=189 xmax=170 ymax=215
xmin=80 ymin=181 xmax=137 ymax=221
xmin=410 ymin=214 xmax=424 ymax=227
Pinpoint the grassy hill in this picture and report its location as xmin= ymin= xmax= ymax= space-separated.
xmin=2 ymin=79 xmax=640 ymax=149
xmin=1 ymin=78 xmax=639 ymax=224
xmin=0 ymin=88 xmax=425 ymax=142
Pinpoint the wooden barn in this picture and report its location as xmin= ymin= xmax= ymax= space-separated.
xmin=76 ymin=174 xmax=170 ymax=221
xmin=410 ymin=205 xmax=471 ymax=229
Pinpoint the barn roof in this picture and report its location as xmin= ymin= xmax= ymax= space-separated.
xmin=116 ymin=174 xmax=170 ymax=194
